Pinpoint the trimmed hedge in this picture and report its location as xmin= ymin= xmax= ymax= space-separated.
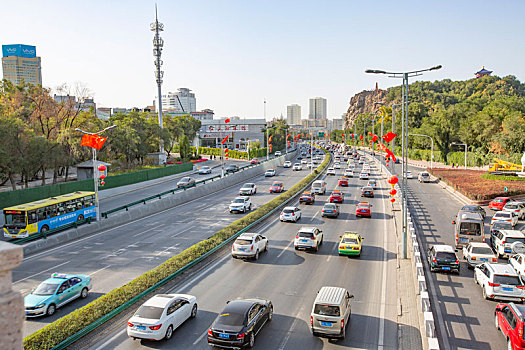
xmin=196 ymin=146 xmax=270 ymax=159
xmin=481 ymin=173 xmax=525 ymax=182
xmin=23 ymin=150 xmax=331 ymax=350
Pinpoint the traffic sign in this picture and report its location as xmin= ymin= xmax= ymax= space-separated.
xmin=318 ymin=132 xmax=324 ymax=138
xmin=504 ymin=186 xmax=509 ymax=192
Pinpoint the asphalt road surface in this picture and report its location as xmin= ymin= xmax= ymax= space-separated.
xmin=85 ymin=155 xmax=399 ymax=350
xmin=16 ymin=154 xmax=306 ymax=337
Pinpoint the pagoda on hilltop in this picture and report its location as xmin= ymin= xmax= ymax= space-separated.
xmin=475 ymin=66 xmax=492 ymax=78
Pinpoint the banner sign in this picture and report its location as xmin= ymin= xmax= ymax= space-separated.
xmin=204 ymin=125 xmax=249 ymax=133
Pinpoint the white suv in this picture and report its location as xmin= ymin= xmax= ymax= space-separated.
xmin=492 ymin=230 xmax=525 ymax=258
xmin=474 ymin=263 xmax=525 ymax=302
xmin=239 ymin=183 xmax=257 ymax=196
xmin=229 ymin=197 xmax=252 ymax=213
xmin=231 ymin=233 xmax=268 ymax=260
xmin=283 ymin=161 xmax=292 ymax=168
xmin=294 ymin=227 xmax=323 ymax=252
xmin=491 ymin=211 xmax=519 ymax=227
xmin=293 ymin=163 xmax=302 ymax=171
xmin=344 ymin=169 xmax=354 ymax=177
xmin=280 ymin=206 xmax=302 ymax=222
xmin=509 ymin=254 xmax=525 ymax=280
xmin=503 ymin=201 xmax=525 ymax=220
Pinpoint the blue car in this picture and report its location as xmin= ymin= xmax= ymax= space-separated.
xmin=24 ymin=273 xmax=92 ymax=317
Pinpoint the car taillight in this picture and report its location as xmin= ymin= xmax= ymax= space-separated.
xmin=280 ymin=212 xmax=284 ymax=216
xmin=292 ymin=212 xmax=295 ymax=216
xmin=492 ymin=258 xmax=497 ymax=262
xmin=517 ymin=285 xmax=525 ymax=290
xmin=502 ymin=241 xmax=506 ymax=245
xmin=455 ymin=259 xmax=459 ymax=265
xmin=488 ymin=282 xmax=500 ymax=287
xmin=250 ymin=245 xmax=254 ymax=251
xmin=295 ymin=236 xmax=299 ymax=239
xmin=471 ymin=257 xmax=476 ymax=260
xmin=310 ymin=316 xmax=313 ymax=326
xmin=127 ymin=322 xmax=134 ymax=327
xmin=149 ymin=324 xmax=162 ymax=330
xmin=311 ymin=236 xmax=316 ymax=240
xmin=432 ymin=258 xmax=437 ymax=263
xmin=208 ymin=328 xmax=213 ymax=336
xmin=236 ymin=333 xmax=245 ymax=340
xmin=341 ymin=319 xmax=344 ymax=329
xmin=520 ymin=324 xmax=523 ymax=339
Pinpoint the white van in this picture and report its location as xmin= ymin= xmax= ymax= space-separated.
xmin=311 ymin=286 xmax=353 ymax=339
xmin=311 ymin=180 xmax=327 ymax=195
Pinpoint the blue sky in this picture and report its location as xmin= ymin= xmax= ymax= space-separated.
xmin=2 ymin=0 xmax=524 ymax=119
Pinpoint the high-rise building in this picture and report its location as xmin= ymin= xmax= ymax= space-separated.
xmin=286 ymin=104 xmax=301 ymax=125
xmin=158 ymin=88 xmax=196 ymax=112
xmin=2 ymin=44 xmax=42 ymax=86
xmin=309 ymin=97 xmax=327 ymax=119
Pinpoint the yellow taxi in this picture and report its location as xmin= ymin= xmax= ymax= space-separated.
xmin=338 ymin=231 xmax=363 ymax=257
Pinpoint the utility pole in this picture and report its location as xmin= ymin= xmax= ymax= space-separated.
xmin=265 ymin=99 xmax=269 ymax=160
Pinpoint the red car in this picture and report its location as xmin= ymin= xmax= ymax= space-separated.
xmin=329 ymin=190 xmax=344 ymax=203
xmin=489 ymin=197 xmax=511 ymax=211
xmin=356 ymin=201 xmax=372 ymax=218
xmin=338 ymin=177 xmax=349 ymax=187
xmin=495 ymin=302 xmax=525 ymax=349
xmin=270 ymin=181 xmax=284 ymax=193
xmin=250 ymin=158 xmax=259 ymax=164
xmin=299 ymin=191 xmax=315 ymax=204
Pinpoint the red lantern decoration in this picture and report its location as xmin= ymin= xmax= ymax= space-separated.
xmin=98 ymin=164 xmax=106 ymax=171
xmin=101 ymin=181 xmax=105 ymax=186
xmin=390 ymin=198 xmax=395 ymax=203
xmin=225 ymin=148 xmax=229 ymax=160
xmin=390 ymin=189 xmax=397 ymax=196
xmin=387 ymin=176 xmax=399 ymax=185
xmin=99 ymin=174 xmax=106 ymax=180
xmin=386 ymin=159 xmax=390 ymax=164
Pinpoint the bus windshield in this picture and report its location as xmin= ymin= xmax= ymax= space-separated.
xmin=4 ymin=211 xmax=26 ymax=226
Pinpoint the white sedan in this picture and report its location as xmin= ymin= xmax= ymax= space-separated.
xmin=503 ymin=201 xmax=525 ymax=220
xmin=128 ymin=294 xmax=197 ymax=341
xmin=462 ymin=242 xmax=497 ymax=268
xmin=491 ymin=211 xmax=519 ymax=227
xmin=327 ymin=168 xmax=336 ymax=176
xmin=293 ymin=163 xmax=302 ymax=171
xmin=283 ymin=161 xmax=292 ymax=168
xmin=231 ymin=232 xmax=268 ymax=260
xmin=406 ymin=171 xmax=413 ymax=179
xmin=301 ymin=159 xmax=308 ymax=165
xmin=265 ymin=169 xmax=276 ymax=177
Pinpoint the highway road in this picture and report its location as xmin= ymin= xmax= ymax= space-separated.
xmin=82 ymin=154 xmax=400 ymax=350
xmin=401 ymin=162 xmax=525 ymax=350
xmin=16 ymin=153 xmax=305 ymax=337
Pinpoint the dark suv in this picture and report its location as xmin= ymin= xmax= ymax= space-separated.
xmin=428 ymin=244 xmax=460 ymax=273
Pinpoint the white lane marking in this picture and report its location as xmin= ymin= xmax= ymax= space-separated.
xmin=93 ymin=328 xmax=126 ymax=350
xmin=91 ymin=265 xmax=111 ymax=276
xmin=133 ymin=225 xmax=163 ymax=237
xmin=309 ymin=211 xmax=319 ymax=222
xmin=14 ymin=261 xmax=71 ymax=284
xmin=277 ymin=239 xmax=294 ymax=259
xmin=154 ymin=243 xmax=180 ymax=256
xmin=171 ymin=226 xmax=194 ymax=238
xmin=193 ymin=329 xmax=208 ymax=345
xmin=278 ymin=305 xmax=305 ymax=350
xmin=378 ymin=162 xmax=390 ymax=349
xmin=326 ymin=237 xmax=340 ymax=262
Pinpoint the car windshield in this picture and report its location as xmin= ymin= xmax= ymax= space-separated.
xmin=33 ymin=282 xmax=59 ymax=296
xmin=357 ymin=205 xmax=369 ymax=209
xmin=505 ymin=204 xmax=518 ymax=209
xmin=298 ymin=231 xmax=314 ymax=238
xmin=493 ymin=275 xmax=522 ymax=286
xmin=235 ymin=239 xmax=252 ymax=245
xmin=233 ymin=199 xmax=245 ymax=204
xmin=435 ymin=252 xmax=456 ymax=260
xmin=471 ymin=247 xmax=494 ymax=255
xmin=494 ymin=199 xmax=504 ymax=203
xmin=201 ymin=166 xmax=209 ymax=170
xmin=496 ymin=213 xmax=511 ymax=218
xmin=134 ymin=305 xmax=164 ymax=319
xmin=459 ymin=223 xmax=481 ymax=235
xmin=242 ymin=184 xmax=253 ymax=188
xmin=216 ymin=311 xmax=246 ymax=326
xmin=324 ymin=204 xmax=336 ymax=209
xmin=493 ymin=222 xmax=512 ymax=230
xmin=342 ymin=238 xmax=358 ymax=244
xmin=283 ymin=209 xmax=295 ymax=214
xmin=181 ymin=177 xmax=191 ymax=182
xmin=314 ymin=304 xmax=340 ymax=316
xmin=506 ymin=237 xmax=525 ymax=245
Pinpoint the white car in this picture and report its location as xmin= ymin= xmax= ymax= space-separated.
xmin=231 ymin=232 xmax=268 ymax=260
xmin=293 ymin=163 xmax=302 ymax=171
xmin=359 ymin=172 xmax=369 ymax=180
xmin=280 ymin=206 xmax=302 ymax=222
xmin=198 ymin=166 xmax=212 ymax=175
xmin=492 ymin=229 xmax=525 ymax=258
xmin=509 ymin=254 xmax=525 ymax=280
xmin=462 ymin=242 xmax=497 ymax=268
xmin=406 ymin=171 xmax=413 ymax=179
xmin=127 ymin=294 xmax=197 ymax=341
xmin=334 ymin=162 xmax=341 ymax=169
xmin=367 ymin=180 xmax=377 ymax=189
xmin=301 ymin=159 xmax=308 ymax=165
xmin=491 ymin=211 xmax=519 ymax=227
xmin=294 ymin=227 xmax=323 ymax=252
xmin=503 ymin=201 xmax=525 ymax=220
xmin=283 ymin=161 xmax=292 ymax=168
xmin=239 ymin=183 xmax=257 ymax=196
xmin=275 ymin=151 xmax=282 ymax=156
xmin=265 ymin=169 xmax=276 ymax=177
xmin=307 ymin=162 xmax=314 ymax=169
xmin=474 ymin=263 xmax=525 ymax=302
xmin=229 ymin=197 xmax=252 ymax=213
xmin=327 ymin=168 xmax=336 ymax=176
xmin=344 ymin=169 xmax=354 ymax=177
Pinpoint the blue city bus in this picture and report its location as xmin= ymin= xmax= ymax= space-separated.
xmin=3 ymin=191 xmax=97 ymax=238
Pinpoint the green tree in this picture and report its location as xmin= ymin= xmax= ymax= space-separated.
xmin=179 ymin=134 xmax=191 ymax=160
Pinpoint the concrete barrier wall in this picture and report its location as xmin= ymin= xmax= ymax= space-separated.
xmin=22 ymin=152 xmax=296 ymax=256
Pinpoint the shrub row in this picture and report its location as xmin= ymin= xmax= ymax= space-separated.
xmin=23 ymin=150 xmax=331 ymax=350
xmin=195 ymin=146 xmax=271 ymax=159
xmin=481 ymin=173 xmax=525 ymax=182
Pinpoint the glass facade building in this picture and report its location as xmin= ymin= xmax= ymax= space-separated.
xmin=2 ymin=44 xmax=42 ymax=86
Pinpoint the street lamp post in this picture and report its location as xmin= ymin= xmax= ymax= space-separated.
xmin=409 ymin=133 xmax=434 ymax=169
xmin=452 ymin=142 xmax=468 ymax=169
xmin=75 ymin=125 xmax=117 ymax=222
xmin=366 ymin=65 xmax=442 ymax=259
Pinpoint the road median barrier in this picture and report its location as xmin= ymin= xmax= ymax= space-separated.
xmin=23 ymin=149 xmax=330 ymax=350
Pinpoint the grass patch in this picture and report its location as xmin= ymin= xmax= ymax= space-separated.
xmin=481 ymin=173 xmax=525 ymax=181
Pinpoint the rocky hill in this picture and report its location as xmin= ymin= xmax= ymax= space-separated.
xmin=343 ymin=89 xmax=387 ymax=129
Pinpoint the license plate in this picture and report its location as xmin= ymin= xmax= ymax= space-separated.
xmin=26 ymin=311 xmax=30 ymax=315
xmin=301 ymin=240 xmax=308 ymax=243
xmin=480 ymin=258 xmax=488 ymax=261
xmin=505 ymin=249 xmax=512 ymax=253
xmin=136 ymin=325 xmax=146 ymax=330
xmin=238 ymin=248 xmax=246 ymax=251
xmin=219 ymin=333 xmax=229 ymax=339
xmin=460 ymin=238 xmax=468 ymax=242
xmin=320 ymin=321 xmax=332 ymax=327
xmin=361 ymin=210 xmax=366 ymax=212
xmin=503 ymin=287 xmax=513 ymax=291
xmin=442 ymin=267 xmax=451 ymax=271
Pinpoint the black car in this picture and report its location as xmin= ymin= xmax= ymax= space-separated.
xmin=297 ymin=156 xmax=303 ymax=160
xmin=460 ymin=205 xmax=486 ymax=219
xmin=427 ymin=245 xmax=460 ymax=273
xmin=225 ymin=164 xmax=239 ymax=173
xmin=208 ymin=298 xmax=273 ymax=349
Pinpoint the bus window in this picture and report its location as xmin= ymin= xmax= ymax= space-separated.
xmin=76 ymin=199 xmax=83 ymax=210
xmin=66 ymin=200 xmax=75 ymax=213
xmin=57 ymin=202 xmax=66 ymax=215
xmin=4 ymin=211 xmax=26 ymax=225
xmin=28 ymin=210 xmax=38 ymax=224
xmin=84 ymin=196 xmax=94 ymax=207
xmin=36 ymin=207 xmax=46 ymax=221
xmin=44 ymin=205 xmax=56 ymax=218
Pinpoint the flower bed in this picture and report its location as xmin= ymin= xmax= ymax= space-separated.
xmin=429 ymin=168 xmax=525 ymax=201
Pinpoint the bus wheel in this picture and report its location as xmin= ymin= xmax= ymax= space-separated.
xmin=40 ymin=226 xmax=49 ymax=234
xmin=77 ymin=215 xmax=84 ymax=222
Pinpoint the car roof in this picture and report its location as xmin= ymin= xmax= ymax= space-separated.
xmin=499 ymin=230 xmax=525 ymax=237
xmin=144 ymin=294 xmax=176 ymax=308
xmin=283 ymin=206 xmax=298 ymax=210
xmin=342 ymin=232 xmax=359 ymax=238
xmin=43 ymin=273 xmax=86 ymax=284
xmin=468 ymin=242 xmax=492 ymax=248
xmin=238 ymin=232 xmax=259 ymax=239
xmin=494 ymin=197 xmax=510 ymax=200
xmin=505 ymin=201 xmax=522 ymax=206
xmin=272 ymin=181 xmax=283 ymax=185
xmin=485 ymin=263 xmax=519 ymax=276
xmin=234 ymin=196 xmax=247 ymax=200
xmin=299 ymin=227 xmax=317 ymax=233
xmin=432 ymin=244 xmax=455 ymax=252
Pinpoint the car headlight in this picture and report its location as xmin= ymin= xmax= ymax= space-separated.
xmin=35 ymin=303 xmax=46 ymax=308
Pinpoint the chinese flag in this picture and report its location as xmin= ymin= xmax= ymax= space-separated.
xmin=382 ymin=132 xmax=397 ymax=143
xmin=342 ymin=134 xmax=345 ymax=138
xmin=286 ymin=134 xmax=291 ymax=140
xmin=294 ymin=134 xmax=301 ymax=139
xmin=225 ymin=118 xmax=230 ymax=123
xmin=81 ymin=134 xmax=107 ymax=150
xmin=221 ymin=133 xmax=231 ymax=144
xmin=372 ymin=134 xmax=379 ymax=142
xmin=360 ymin=135 xmax=363 ymax=140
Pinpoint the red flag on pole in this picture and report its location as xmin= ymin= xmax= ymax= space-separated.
xmin=286 ymin=134 xmax=291 ymax=140
xmin=382 ymin=132 xmax=397 ymax=143
xmin=225 ymin=118 xmax=230 ymax=123
xmin=360 ymin=135 xmax=363 ymax=140
xmin=268 ymin=135 xmax=272 ymax=144
xmin=81 ymin=134 xmax=107 ymax=150
xmin=221 ymin=133 xmax=231 ymax=144
xmin=372 ymin=134 xmax=379 ymax=143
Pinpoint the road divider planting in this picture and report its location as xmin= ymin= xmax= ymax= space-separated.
xmin=23 ymin=149 xmax=330 ymax=350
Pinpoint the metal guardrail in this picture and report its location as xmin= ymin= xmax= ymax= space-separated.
xmin=11 ymin=218 xmax=93 ymax=245
xmin=50 ymin=149 xmax=321 ymax=350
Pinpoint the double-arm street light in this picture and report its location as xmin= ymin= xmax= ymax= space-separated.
xmin=451 ymin=142 xmax=468 ymax=169
xmin=366 ymin=65 xmax=442 ymax=259
xmin=75 ymin=125 xmax=117 ymax=222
